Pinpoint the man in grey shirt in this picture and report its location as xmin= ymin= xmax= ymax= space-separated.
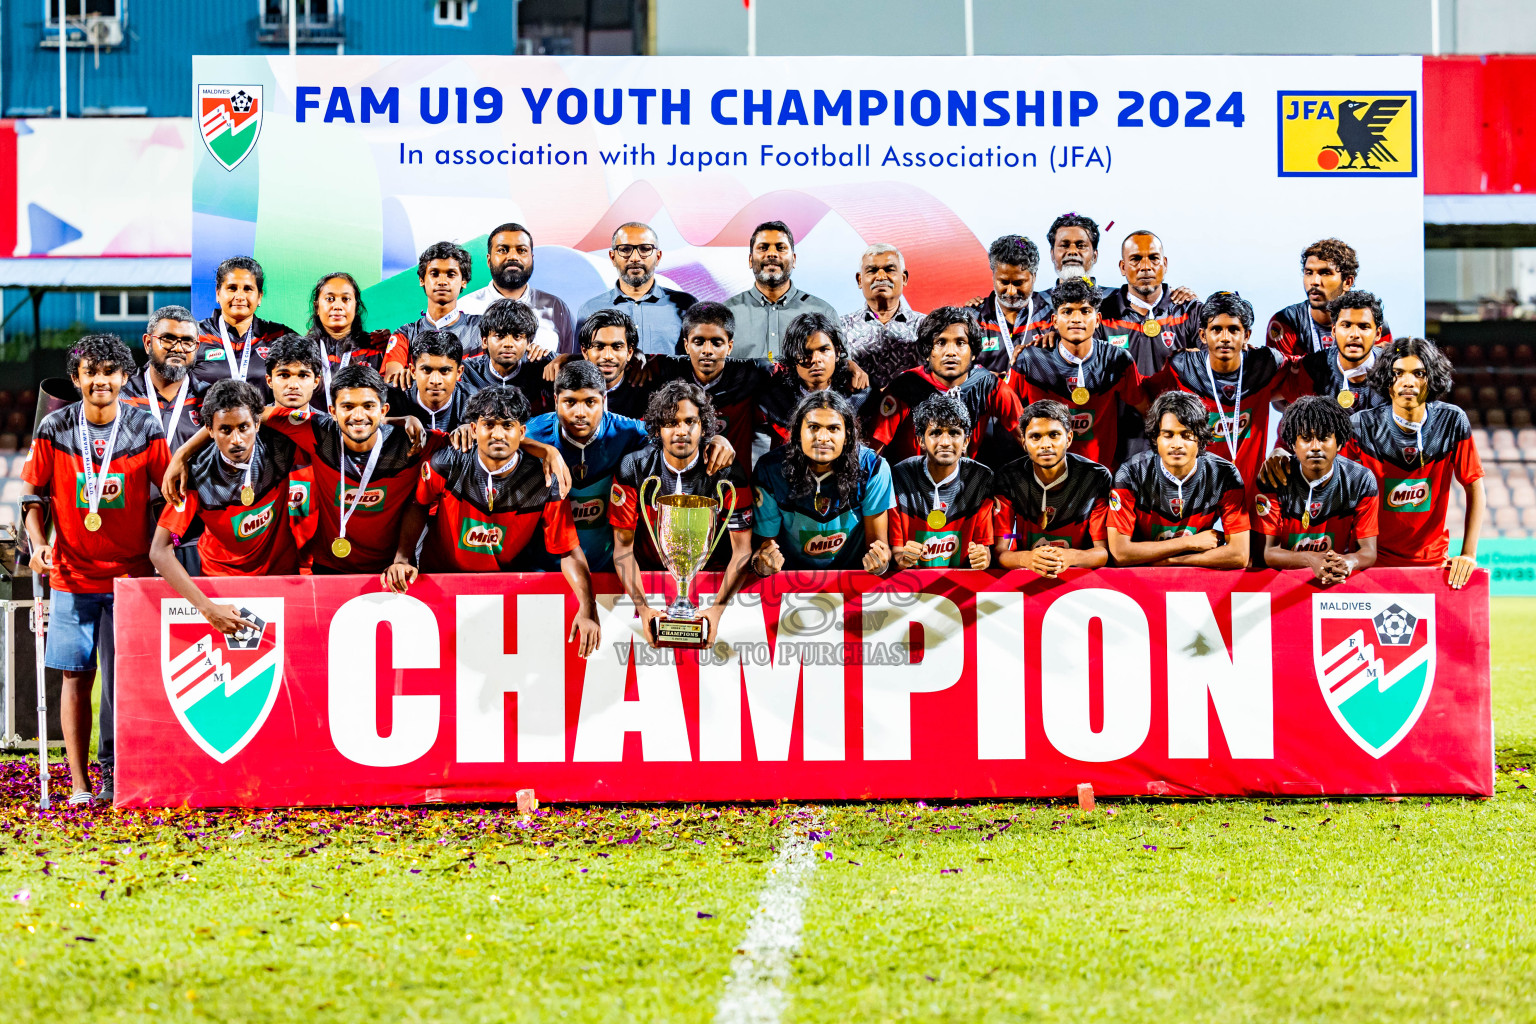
xmin=841 ymin=243 xmax=923 ymax=393
xmin=576 ymin=221 xmax=698 ymax=356
xmin=722 ymin=219 xmax=836 ymax=361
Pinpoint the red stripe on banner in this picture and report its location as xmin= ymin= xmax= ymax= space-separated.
xmin=1425 ymin=55 xmax=1536 ymax=194
xmin=111 ymin=567 xmax=1492 ymax=808
xmin=0 ymin=121 xmax=17 ymax=258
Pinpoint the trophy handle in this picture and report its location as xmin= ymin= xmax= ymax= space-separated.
xmin=705 ymin=479 xmax=737 ymax=567
xmin=638 ymin=476 xmax=663 ymax=557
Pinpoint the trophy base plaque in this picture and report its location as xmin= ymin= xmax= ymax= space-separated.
xmin=653 ymin=616 xmax=709 ymax=648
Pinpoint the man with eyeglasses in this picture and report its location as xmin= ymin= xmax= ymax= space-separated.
xmin=723 ymin=220 xmax=837 ymax=361
xmin=576 ymin=222 xmax=698 ymax=357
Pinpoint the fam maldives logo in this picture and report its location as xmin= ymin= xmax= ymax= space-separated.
xmin=199 ymin=85 xmax=264 ymax=171
xmin=1313 ymin=594 xmax=1435 ymax=758
xmin=162 ymin=598 xmax=283 ymax=763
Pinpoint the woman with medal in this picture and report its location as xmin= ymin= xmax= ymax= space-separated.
xmin=306 ymin=271 xmax=394 ymax=393
xmin=22 ymin=334 xmax=171 ymax=807
xmin=991 ymin=399 xmax=1113 ymax=576
xmin=190 ymin=256 xmax=296 ymax=398
xmin=152 ymin=379 xmax=302 ymax=615
xmin=889 ymin=393 xmax=994 ymax=570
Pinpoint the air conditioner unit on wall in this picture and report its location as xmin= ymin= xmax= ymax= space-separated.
xmin=84 ymin=15 xmax=123 ymax=48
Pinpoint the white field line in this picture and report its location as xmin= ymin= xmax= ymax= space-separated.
xmin=714 ymin=809 xmax=823 ymax=1024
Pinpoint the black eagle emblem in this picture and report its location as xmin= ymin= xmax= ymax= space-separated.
xmin=1323 ymin=98 xmax=1406 ymax=170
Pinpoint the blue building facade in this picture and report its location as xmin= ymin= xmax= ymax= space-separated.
xmin=1 ymin=1 xmax=521 ymax=118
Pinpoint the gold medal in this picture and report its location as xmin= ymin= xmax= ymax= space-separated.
xmin=1142 ymin=317 xmax=1162 ymax=338
xmin=331 ymin=537 xmax=352 ymax=559
xmin=1070 ymin=386 xmax=1090 ymax=406
xmin=240 ymin=486 xmax=255 ymax=506
xmin=84 ymin=512 xmax=102 ymax=532
xmin=926 ymin=509 xmax=947 ymax=530
xmin=1337 ymin=389 xmax=1355 ymax=409
xmin=1302 ymin=512 xmax=1311 ymax=529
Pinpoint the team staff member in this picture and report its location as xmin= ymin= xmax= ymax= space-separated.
xmin=1096 ymin=230 xmax=1202 ymax=375
xmin=991 ymin=399 xmax=1112 ymax=576
xmin=842 ymin=243 xmax=924 ymax=392
xmin=121 ymin=305 xmax=208 ymax=452
xmin=1039 ymin=212 xmax=1103 ymax=305
xmin=1256 ymin=396 xmax=1378 ymax=585
xmin=758 ymin=313 xmax=871 ymax=449
xmin=402 ymin=330 xmax=473 ymax=434
xmin=610 ymin=381 xmax=754 ymax=646
xmin=723 ymin=220 xmax=837 ymax=361
xmin=191 ymin=255 xmax=295 ymax=398
xmin=973 ymin=234 xmax=1050 ymax=375
xmin=152 ymin=380 xmax=301 ymax=597
xmin=1300 ymin=290 xmax=1389 ymax=414
xmin=307 ymin=271 xmax=395 ymax=385
xmin=752 ymin=390 xmax=893 ymax=575
xmin=888 ymin=394 xmax=993 ymax=570
xmin=22 ymin=334 xmax=171 ymax=806
xmin=576 ymin=222 xmax=698 ymax=356
xmin=459 ymin=299 xmax=554 ymax=414
xmin=870 ymin=307 xmax=1024 ymax=465
xmin=1107 ymin=391 xmax=1249 ymax=568
xmin=1143 ymin=291 xmax=1310 ymax=492
xmin=458 ymin=221 xmax=574 ymax=354
xmin=1010 ymin=277 xmax=1146 ymax=468
xmin=1266 ymin=238 xmax=1393 ymax=356
xmin=381 ymin=242 xmax=484 ymax=386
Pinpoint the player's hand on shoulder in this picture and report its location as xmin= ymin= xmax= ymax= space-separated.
xmin=383 ymin=364 xmax=410 ymax=389
xmin=1258 ymin=451 xmax=1293 ymax=487
xmin=449 ymin=422 xmax=475 ymax=452
xmin=1168 ymin=284 xmax=1198 ymax=304
xmin=704 ymin=435 xmax=735 ymax=473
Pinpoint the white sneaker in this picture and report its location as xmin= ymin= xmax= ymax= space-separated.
xmin=67 ymin=791 xmax=96 ymax=807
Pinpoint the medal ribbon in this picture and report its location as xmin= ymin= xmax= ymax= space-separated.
xmin=218 ymin=317 xmax=255 ymax=381
xmin=78 ymin=408 xmax=123 ymax=524
xmin=146 ymin=366 xmax=192 ymax=442
xmin=1392 ymin=410 xmax=1428 ymax=467
xmin=336 ymin=423 xmax=384 ymax=543
xmin=1202 ymin=353 xmax=1245 ymax=458
xmin=1060 ymin=340 xmax=1092 ymax=396
xmin=922 ymin=461 xmax=958 ymax=524
xmin=999 ymin=295 xmax=1035 ymax=364
xmin=1158 ymin=459 xmax=1191 ymax=520
xmin=1303 ymin=465 xmax=1334 ymax=526
xmin=219 ymin=445 xmax=258 ymax=499
xmin=1033 ymin=462 xmax=1069 ymax=529
xmin=318 ymin=339 xmax=353 ymax=399
xmin=480 ymin=451 xmax=519 ymax=510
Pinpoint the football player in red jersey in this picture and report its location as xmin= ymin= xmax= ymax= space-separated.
xmin=1108 ymin=391 xmax=1249 ymax=568
xmin=888 ymin=393 xmax=993 ymax=570
xmin=22 ymin=334 xmax=171 ymax=805
xmin=1299 ymin=289 xmax=1388 ymax=414
xmin=263 ymin=336 xmax=325 ymax=553
xmin=610 ymin=381 xmax=754 ymax=647
xmin=992 ymin=399 xmax=1112 ymax=576
xmin=1256 ymin=396 xmax=1378 ymax=585
xmin=869 ymin=307 xmax=1024 ymax=465
xmin=384 ymin=385 xmax=601 ymax=656
xmin=1010 ymin=276 xmax=1146 ymax=468
xmin=381 ymin=242 xmax=484 ymax=386
xmin=151 ymin=380 xmax=301 ymax=615
xmin=1265 ymin=238 xmax=1393 ymax=357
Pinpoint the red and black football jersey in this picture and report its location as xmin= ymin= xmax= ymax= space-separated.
xmin=1299 ymin=348 xmax=1387 ymax=414
xmin=1095 ymin=285 xmax=1201 ymax=376
xmin=415 ymin=446 xmax=577 ymax=572
xmin=158 ymin=429 xmax=301 ymax=576
xmin=287 ymin=462 xmax=318 ymax=552
xmin=317 ymin=329 xmax=393 ymax=375
xmin=458 ymin=353 xmax=553 ymax=416
xmin=1344 ymin=402 xmax=1482 ymax=566
xmin=609 ymin=446 xmax=753 ymax=570
xmin=992 ymin=452 xmax=1112 ymax=552
xmin=975 ymin=292 xmax=1051 ymax=375
xmin=870 ymin=366 xmax=1023 ymax=465
xmin=1254 ymin=455 xmax=1378 ymax=555
xmin=1144 ymin=347 xmax=1311 ymax=488
xmin=118 ymin=371 xmax=209 ymax=452
xmin=382 ymin=310 xmax=484 ymax=371
xmin=191 ymin=315 xmax=295 ymax=399
xmin=402 ymin=383 xmax=475 ymax=434
xmin=22 ymin=402 xmax=171 ymax=593
xmin=1109 ymin=450 xmax=1250 ymax=542
xmin=888 ymin=456 xmax=994 ymax=567
xmin=758 ymin=365 xmax=870 ymax=448
xmin=263 ymin=408 xmax=434 ymax=574
xmin=652 ymin=355 xmax=773 ymax=464
xmin=1009 ymin=341 xmax=1144 ymax=468
xmin=1265 ymin=299 xmax=1394 ymax=357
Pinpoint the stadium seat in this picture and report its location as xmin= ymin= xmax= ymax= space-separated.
xmin=1487 ymin=409 xmax=1509 ymax=429
xmin=1514 ymin=409 xmax=1532 ymax=430
xmin=1503 ymin=385 xmax=1525 ymax=408
xmin=1521 ymin=506 xmax=1536 ymax=531
xmin=1518 ymin=428 xmax=1536 ymax=450
xmin=1511 ymin=485 xmax=1535 ymax=509
xmin=1464 ymin=344 xmax=1487 ymax=365
xmin=16 ymin=389 xmax=35 ymax=409
xmin=0 ymin=480 xmax=23 ymax=506
xmin=1467 ymin=408 xmax=1484 ymax=427
xmin=1478 ymin=385 xmax=1500 ymax=408
xmin=1472 ymin=428 xmax=1493 ymax=454
xmin=1453 ymin=385 xmax=1475 ymax=407
xmin=1485 ymin=481 xmax=1510 ymax=507
xmin=1494 ymin=506 xmax=1521 ymax=533
xmin=1492 ymin=428 xmax=1516 ymax=449
xmin=1495 ymin=442 xmax=1522 ymax=462
xmin=1491 ymin=344 xmax=1512 ymax=366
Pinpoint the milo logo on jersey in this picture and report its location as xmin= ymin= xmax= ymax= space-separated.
xmin=74 ymin=472 xmax=125 ymax=509
xmin=1384 ymin=478 xmax=1431 ymax=512
xmin=459 ymin=517 xmax=505 ymax=555
xmin=334 ymin=483 xmax=387 ymax=511
xmin=287 ymin=480 xmax=311 ymax=518
xmin=1069 ymin=408 xmax=1095 ymax=441
xmin=571 ymin=496 xmax=608 ymax=529
xmin=800 ymin=530 xmax=849 ymax=558
xmin=913 ymin=531 xmax=960 ymax=567
xmin=1290 ymin=531 xmax=1335 ymax=552
xmin=233 ymin=501 xmax=277 ymax=542
xmin=1206 ymin=408 xmax=1252 ymax=444
xmin=1313 ymin=595 xmax=1435 ymax=757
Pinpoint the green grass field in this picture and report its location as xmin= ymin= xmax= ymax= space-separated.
xmin=1 ymin=599 xmax=1533 ymax=1023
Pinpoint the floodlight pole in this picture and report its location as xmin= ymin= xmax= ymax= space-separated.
xmin=58 ymin=12 xmax=67 ymax=120
xmin=1430 ymin=0 xmax=1441 ymax=55
xmin=747 ymin=0 xmax=756 ymax=57
xmin=964 ymin=0 xmax=974 ymax=57
xmin=289 ymin=0 xmax=298 ymax=56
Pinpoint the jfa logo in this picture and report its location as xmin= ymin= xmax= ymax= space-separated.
xmin=161 ymin=598 xmax=283 ymax=763
xmin=199 ymin=85 xmax=264 ymax=172
xmin=1277 ymin=91 xmax=1417 ymax=178
xmin=1313 ymin=595 xmax=1434 ymax=757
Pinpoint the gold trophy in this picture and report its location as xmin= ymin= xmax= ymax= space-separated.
xmin=639 ymin=476 xmax=735 ymax=648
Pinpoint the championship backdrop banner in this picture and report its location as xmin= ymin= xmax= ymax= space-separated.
xmin=190 ymin=55 xmax=1425 ymax=335
xmin=113 ymin=568 xmax=1490 ymax=808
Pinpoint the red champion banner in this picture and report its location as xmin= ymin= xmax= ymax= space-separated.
xmin=112 ymin=568 xmax=1492 ymax=807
